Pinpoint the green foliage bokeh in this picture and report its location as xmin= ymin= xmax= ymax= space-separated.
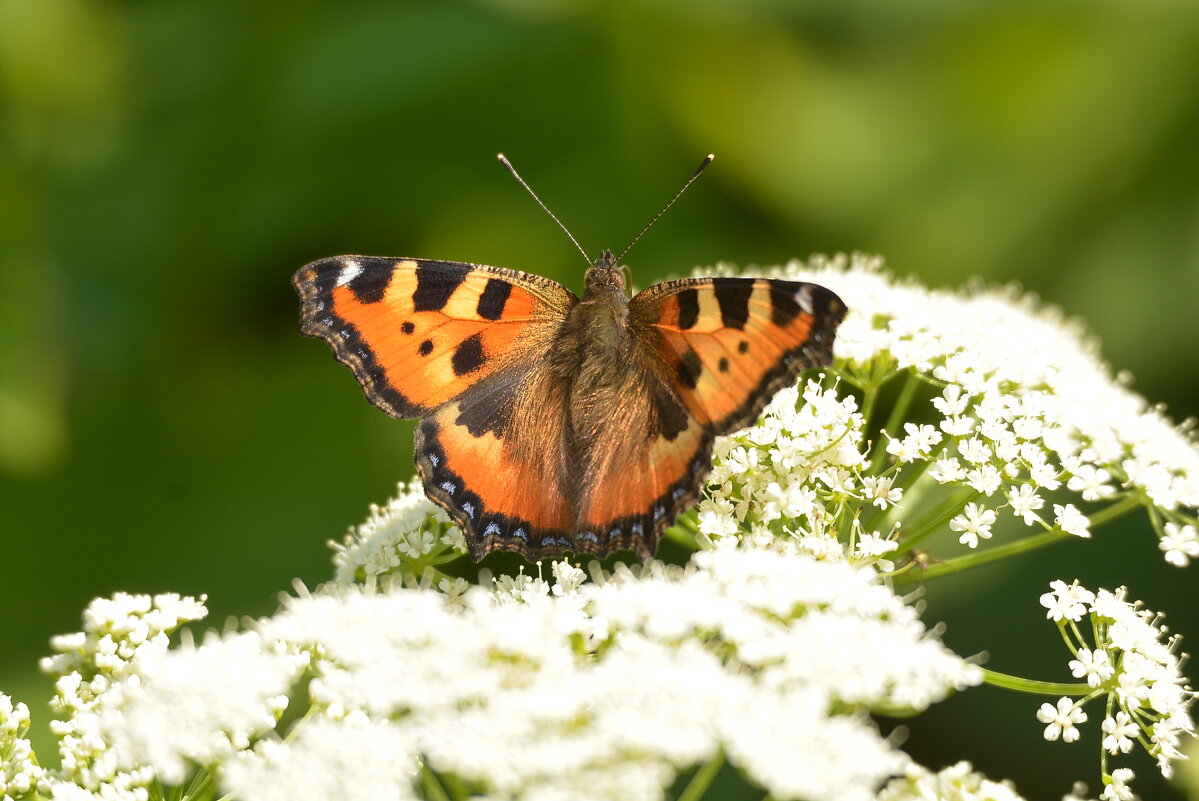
xmin=2 ymin=0 xmax=1197 ymax=797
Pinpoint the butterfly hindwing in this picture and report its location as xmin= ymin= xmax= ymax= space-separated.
xmin=293 ymin=256 xmax=577 ymax=417
xmin=577 ymin=403 xmax=712 ymax=558
xmin=414 ymin=367 xmax=579 ymax=561
xmin=631 ymin=276 xmax=846 ymax=433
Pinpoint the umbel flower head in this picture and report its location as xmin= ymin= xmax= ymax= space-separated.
xmin=10 ymin=255 xmax=1197 ymax=801
xmin=31 ymin=550 xmax=977 ymax=801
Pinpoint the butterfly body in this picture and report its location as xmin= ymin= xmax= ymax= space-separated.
xmin=295 ymin=251 xmax=845 ymax=562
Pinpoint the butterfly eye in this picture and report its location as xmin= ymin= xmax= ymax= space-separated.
xmin=618 ymin=264 xmax=632 ymax=290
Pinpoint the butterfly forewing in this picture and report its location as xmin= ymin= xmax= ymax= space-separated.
xmin=631 ymin=276 xmax=845 ymax=433
xmin=293 ymin=256 xmax=576 ymax=417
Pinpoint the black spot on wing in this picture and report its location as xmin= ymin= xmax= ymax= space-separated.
xmin=418 ymin=339 xmax=434 ymax=356
xmin=676 ymin=288 xmax=699 ymax=330
xmin=714 ymin=279 xmax=753 ymax=330
xmin=738 ymin=340 xmax=749 ymax=353
xmin=451 ymin=332 xmax=486 ymax=376
xmin=677 ymin=348 xmax=702 ymax=389
xmin=706 ymin=282 xmax=847 ymax=436
xmin=718 ymin=357 xmax=729 ymax=372
xmin=412 ymin=261 xmax=469 ymax=312
xmin=651 ymin=384 xmax=690 ymax=441
xmin=401 ymin=321 xmax=415 ymax=335
xmin=476 ymin=278 xmax=512 ymax=320
xmin=453 ymin=367 xmax=526 ymax=438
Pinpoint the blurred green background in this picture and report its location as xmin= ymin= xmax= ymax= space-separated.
xmin=2 ymin=0 xmax=1198 ymax=797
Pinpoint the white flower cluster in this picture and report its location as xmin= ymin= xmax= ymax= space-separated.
xmin=1038 ymin=579 xmax=1195 ymax=787
xmin=37 ymin=593 xmax=208 ymax=801
xmin=692 ymin=254 xmax=1199 ymax=567
xmin=50 ymin=548 xmax=978 ymax=801
xmin=329 ymin=477 xmax=464 ymax=582
xmin=1 ymin=693 xmax=44 ymax=800
xmin=877 ymin=761 xmax=1026 ymax=801
xmin=697 ymin=378 xmax=872 ymax=559
xmin=94 ymin=631 xmax=308 ymax=787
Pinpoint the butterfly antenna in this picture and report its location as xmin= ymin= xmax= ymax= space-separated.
xmin=615 ymin=154 xmax=714 ymax=265
xmin=498 ymin=153 xmax=592 ymax=267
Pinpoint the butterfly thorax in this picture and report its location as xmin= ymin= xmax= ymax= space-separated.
xmin=579 ymin=265 xmax=629 ymax=340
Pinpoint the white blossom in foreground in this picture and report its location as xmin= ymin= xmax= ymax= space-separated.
xmin=32 ymin=547 xmax=979 ymax=801
xmin=876 ymin=761 xmax=1026 ymax=801
xmin=36 ymin=592 xmax=209 ymax=800
xmin=1036 ymin=697 xmax=1087 ymax=743
xmin=1100 ymin=768 xmax=1136 ymax=801
xmin=1159 ymin=521 xmax=1199 ymax=567
xmin=222 ymin=718 xmax=419 ymax=801
xmin=94 ymin=631 xmax=307 ymax=786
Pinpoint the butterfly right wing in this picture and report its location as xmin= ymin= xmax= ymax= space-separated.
xmin=630 ymin=276 xmax=846 ymax=434
xmin=572 ymin=276 xmax=846 ymax=557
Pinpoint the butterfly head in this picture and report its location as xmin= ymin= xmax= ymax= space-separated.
xmin=585 ymin=249 xmax=627 ymax=293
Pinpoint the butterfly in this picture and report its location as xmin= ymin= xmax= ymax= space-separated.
xmin=293 ymin=155 xmax=846 ymax=562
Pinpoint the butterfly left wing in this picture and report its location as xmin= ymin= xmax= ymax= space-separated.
xmin=293 ymin=256 xmax=577 ymax=417
xmin=574 ymin=276 xmax=846 ymax=550
xmin=294 ymin=256 xmax=583 ymax=560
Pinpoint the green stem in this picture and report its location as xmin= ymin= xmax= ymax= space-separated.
xmin=677 ymin=752 xmax=725 ymax=801
xmin=869 ymin=369 xmax=921 ymax=474
xmin=903 ymin=494 xmax=1144 ymax=581
xmin=665 ymin=511 xmax=700 ymax=550
xmin=420 ymin=765 xmax=454 ymax=801
xmin=982 ymin=668 xmax=1092 ymax=696
xmin=1099 ymin=690 xmax=1116 ymax=778
xmin=189 ymin=770 xmax=216 ymax=801
xmin=1081 ymin=493 xmax=1144 ymax=528
xmin=908 ymin=528 xmax=1069 ymax=580
xmin=864 ymin=440 xmax=949 ymax=535
xmin=893 ymin=487 xmax=979 ymax=555
xmin=860 ymin=384 xmax=880 ymax=434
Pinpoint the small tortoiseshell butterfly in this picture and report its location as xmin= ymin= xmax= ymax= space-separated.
xmin=294 ymin=155 xmax=846 ymax=562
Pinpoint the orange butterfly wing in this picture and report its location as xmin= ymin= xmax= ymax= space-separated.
xmin=294 ymin=257 xmax=575 ymax=416
xmin=634 ymin=277 xmax=845 ymax=431
xmin=574 ymin=277 xmax=846 ymax=551
xmin=293 ymin=256 xmax=581 ymax=558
